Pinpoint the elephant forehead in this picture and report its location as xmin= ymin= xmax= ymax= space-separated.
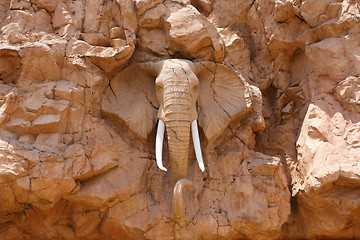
xmin=163 ymin=59 xmax=196 ymax=73
xmin=162 ymin=59 xmax=193 ymax=66
xmin=157 ymin=61 xmax=198 ymax=84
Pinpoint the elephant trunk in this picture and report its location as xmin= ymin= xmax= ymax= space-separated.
xmin=156 ymin=87 xmax=204 ymax=225
xmin=166 ymin=118 xmax=193 ymax=226
xmin=162 ymin=89 xmax=195 ymax=180
xmin=173 ymin=179 xmax=193 ymax=226
xmin=165 ymin=119 xmax=191 ymax=183
xmin=163 ymin=92 xmax=194 ymax=225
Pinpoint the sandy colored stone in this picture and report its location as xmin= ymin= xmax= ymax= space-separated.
xmin=1 ymin=9 xmax=53 ymax=44
xmin=65 ymin=143 xmax=92 ymax=180
xmin=84 ymin=45 xmax=134 ymax=74
xmin=0 ymin=47 xmax=20 ymax=82
xmin=294 ymin=0 xmax=337 ymax=27
xmin=0 ymin=158 xmax=27 ymax=180
xmin=135 ymin=0 xmax=165 ymax=16
xmin=81 ymin=33 xmax=111 ymax=47
xmin=102 ymin=192 xmax=162 ymax=238
xmin=0 ymin=0 xmax=359 ymax=239
xmin=67 ymin=123 xmax=150 ymax=208
xmin=33 ymin=133 xmax=63 ymax=152
xmin=165 ymin=3 xmax=224 ymax=61
xmin=138 ymin=2 xmax=167 ymax=28
xmin=72 ymin=211 xmax=103 ymax=238
xmin=143 ymin=219 xmax=174 ymax=240
xmin=305 ymin=37 xmax=349 ymax=80
xmin=209 ymin=0 xmax=254 ymax=29
xmin=220 ymin=28 xmax=252 ymax=78
xmin=336 ymin=76 xmax=360 ymax=113
xmin=70 ymin=160 xmax=148 ymax=209
xmin=118 ymin=0 xmax=138 ymax=33
xmin=19 ymin=44 xmax=60 ymax=83
xmin=13 ymin=149 xmax=40 ymax=169
xmin=87 ymin=124 xmax=119 ymax=175
xmin=137 ymin=1 xmax=224 ymax=61
xmin=0 ymin=225 xmax=25 ymax=240
xmin=30 ymin=0 xmax=58 ymax=12
xmin=112 ymin=38 xmax=127 ymax=48
xmin=52 ymin=2 xmax=75 ymax=29
xmin=288 ymin=95 xmax=360 ymax=238
xmin=2 ymin=118 xmax=30 ymax=135
xmin=53 ymin=80 xmax=80 ymax=101
xmin=274 ymin=0 xmax=294 ymax=23
xmin=110 ymin=27 xmax=125 ymax=39
xmin=100 ymin=220 xmax=132 ymax=240
xmin=30 ymin=114 xmax=62 ymax=134
xmin=83 ymin=0 xmax=103 ymax=33
xmin=188 ymin=214 xmax=218 ymax=239
xmin=28 ymin=161 xmax=75 ymax=203
xmin=216 ymin=148 xmax=290 ymax=239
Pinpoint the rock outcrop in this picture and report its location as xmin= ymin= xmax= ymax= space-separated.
xmin=0 ymin=0 xmax=359 ymax=239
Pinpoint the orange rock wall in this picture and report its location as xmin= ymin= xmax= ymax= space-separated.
xmin=0 ymin=0 xmax=359 ymax=239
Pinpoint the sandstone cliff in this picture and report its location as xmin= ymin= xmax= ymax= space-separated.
xmin=0 ymin=0 xmax=359 ymax=239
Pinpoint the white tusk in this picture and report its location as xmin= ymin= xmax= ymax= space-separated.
xmin=156 ymin=120 xmax=167 ymax=171
xmin=191 ymin=120 xmax=205 ymax=172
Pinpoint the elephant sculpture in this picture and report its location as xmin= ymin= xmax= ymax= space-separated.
xmin=101 ymin=59 xmax=255 ymax=225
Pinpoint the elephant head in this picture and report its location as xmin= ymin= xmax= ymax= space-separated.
xmin=101 ymin=59 xmax=255 ymax=224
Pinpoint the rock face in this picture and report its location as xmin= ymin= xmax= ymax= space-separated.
xmin=0 ymin=0 xmax=358 ymax=239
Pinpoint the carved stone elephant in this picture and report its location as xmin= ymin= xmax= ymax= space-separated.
xmin=101 ymin=59 xmax=259 ymax=224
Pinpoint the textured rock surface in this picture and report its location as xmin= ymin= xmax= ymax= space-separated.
xmin=0 ymin=0 xmax=359 ymax=239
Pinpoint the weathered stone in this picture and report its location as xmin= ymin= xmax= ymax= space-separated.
xmin=72 ymin=211 xmax=103 ymax=239
xmin=71 ymin=151 xmax=149 ymax=208
xmin=138 ymin=28 xmax=168 ymax=56
xmin=3 ymin=118 xmax=31 ymax=135
xmin=294 ymin=0 xmax=336 ymax=27
xmin=0 ymin=0 xmax=359 ymax=239
xmin=138 ymin=2 xmax=167 ymax=28
xmin=81 ymin=33 xmax=111 ymax=47
xmin=10 ymin=0 xmax=31 ymax=10
xmin=30 ymin=114 xmax=62 ymax=134
xmin=112 ymin=38 xmax=127 ymax=48
xmin=30 ymin=0 xmax=58 ymax=12
xmin=84 ymin=45 xmax=134 ymax=74
xmin=215 ymin=149 xmax=290 ymax=239
xmin=135 ymin=0 xmax=165 ymax=16
xmin=33 ymin=133 xmax=63 ymax=152
xmin=13 ymin=149 xmax=40 ymax=168
xmin=165 ymin=4 xmax=225 ymax=61
xmin=52 ymin=2 xmax=75 ymax=29
xmin=290 ymin=97 xmax=360 ymax=238
xmin=66 ymin=144 xmax=92 ymax=180
xmin=220 ymin=28 xmax=252 ymax=78
xmin=0 ymin=158 xmax=28 ymax=180
xmin=143 ymin=219 xmax=174 ymax=240
xmin=274 ymin=0 xmax=294 ymax=23
xmin=210 ymin=0 xmax=254 ymax=29
xmin=19 ymin=44 xmax=60 ymax=84
xmin=0 ymin=47 xmax=20 ymax=82
xmin=335 ymin=76 xmax=360 ymax=113
xmin=110 ymin=27 xmax=125 ymax=39
xmin=0 ymin=225 xmax=25 ymax=239
xmin=305 ymin=37 xmax=349 ymax=80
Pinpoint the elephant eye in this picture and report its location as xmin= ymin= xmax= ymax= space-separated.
xmin=193 ymin=86 xmax=198 ymax=91
xmin=157 ymin=86 xmax=163 ymax=91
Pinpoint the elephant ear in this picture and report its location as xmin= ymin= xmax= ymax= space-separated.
xmin=195 ymin=61 xmax=252 ymax=142
xmin=101 ymin=64 xmax=159 ymax=139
